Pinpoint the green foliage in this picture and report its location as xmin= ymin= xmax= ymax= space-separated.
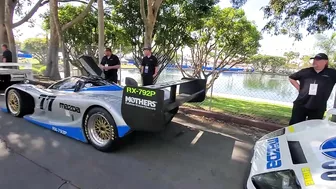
xmin=283 ymin=51 xmax=300 ymax=64
xmin=108 ymin=0 xmax=218 ymax=63
xmin=249 ymin=54 xmax=286 ymax=73
xmin=21 ymin=37 xmax=48 ymax=64
xmin=42 ymin=4 xmax=131 ymax=65
xmin=261 ymin=0 xmax=336 ymax=40
xmin=314 ymin=32 xmax=336 ymax=65
xmin=183 ymin=7 xmax=261 ymax=81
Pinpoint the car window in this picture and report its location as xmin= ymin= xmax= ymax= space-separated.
xmin=49 ymin=77 xmax=80 ymax=90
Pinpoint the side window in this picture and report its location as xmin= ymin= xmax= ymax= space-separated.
xmin=49 ymin=78 xmax=80 ymax=90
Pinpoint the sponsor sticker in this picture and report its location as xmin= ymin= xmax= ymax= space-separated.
xmin=59 ymin=103 xmax=81 ymax=113
xmin=266 ymin=137 xmax=282 ymax=169
xmin=126 ymin=87 xmax=156 ymax=97
xmin=288 ymin=125 xmax=295 ymax=133
xmin=124 ymin=96 xmax=157 ymax=110
xmin=301 ymin=167 xmax=314 ymax=186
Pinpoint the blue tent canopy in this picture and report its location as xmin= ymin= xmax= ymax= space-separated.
xmin=17 ymin=50 xmax=33 ymax=58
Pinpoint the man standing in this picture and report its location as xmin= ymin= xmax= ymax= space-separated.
xmin=288 ymin=53 xmax=336 ymax=125
xmin=99 ymin=48 xmax=120 ymax=83
xmin=141 ymin=47 xmax=158 ymax=86
xmin=2 ymin=44 xmax=12 ymax=63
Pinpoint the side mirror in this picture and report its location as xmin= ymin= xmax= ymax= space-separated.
xmin=74 ymin=80 xmax=85 ymax=92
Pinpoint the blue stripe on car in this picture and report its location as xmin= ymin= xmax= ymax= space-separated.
xmin=2 ymin=106 xmax=131 ymax=139
xmin=61 ymin=85 xmax=123 ymax=92
xmin=117 ymin=125 xmax=131 ymax=137
xmin=23 ymin=115 xmax=88 ymax=143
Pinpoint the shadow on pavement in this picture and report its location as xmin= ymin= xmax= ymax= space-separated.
xmin=0 ymin=106 xmax=254 ymax=189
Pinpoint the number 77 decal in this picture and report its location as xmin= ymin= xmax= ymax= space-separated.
xmin=38 ymin=94 xmax=57 ymax=111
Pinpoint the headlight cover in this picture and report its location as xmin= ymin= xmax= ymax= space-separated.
xmin=259 ymin=128 xmax=285 ymax=141
xmin=252 ymin=169 xmax=301 ymax=189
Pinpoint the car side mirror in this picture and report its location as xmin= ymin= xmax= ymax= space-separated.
xmin=74 ymin=80 xmax=85 ymax=92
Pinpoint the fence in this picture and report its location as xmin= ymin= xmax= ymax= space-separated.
xmin=65 ymin=65 xmax=336 ymax=126
xmin=118 ymin=66 xmax=336 ymax=126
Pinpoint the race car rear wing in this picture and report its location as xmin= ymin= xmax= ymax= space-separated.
xmin=121 ymin=78 xmax=206 ymax=132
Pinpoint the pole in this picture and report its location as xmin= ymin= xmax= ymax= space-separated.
xmin=97 ymin=0 xmax=104 ymax=64
xmin=331 ymin=90 xmax=336 ymax=122
xmin=119 ymin=44 xmax=122 ymax=85
xmin=209 ymin=48 xmax=217 ymax=111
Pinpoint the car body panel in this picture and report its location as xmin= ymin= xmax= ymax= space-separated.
xmin=246 ymin=114 xmax=336 ymax=189
xmin=2 ymin=82 xmax=131 ymax=143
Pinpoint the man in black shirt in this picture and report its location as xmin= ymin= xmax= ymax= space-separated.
xmin=288 ymin=53 xmax=336 ymax=125
xmin=2 ymin=44 xmax=12 ymax=63
xmin=141 ymin=47 xmax=158 ymax=86
xmin=99 ymin=48 xmax=120 ymax=84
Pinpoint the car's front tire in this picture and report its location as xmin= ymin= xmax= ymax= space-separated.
xmin=6 ymin=89 xmax=34 ymax=117
xmin=84 ymin=107 xmax=119 ymax=152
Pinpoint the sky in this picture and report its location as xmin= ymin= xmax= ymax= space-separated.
xmin=12 ymin=0 xmax=333 ymax=57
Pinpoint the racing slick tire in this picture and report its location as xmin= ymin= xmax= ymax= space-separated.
xmin=6 ymin=89 xmax=34 ymax=117
xmin=84 ymin=107 xmax=119 ymax=152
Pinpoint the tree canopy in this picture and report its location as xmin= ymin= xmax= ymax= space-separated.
xmin=230 ymin=0 xmax=336 ymax=40
xmin=108 ymin=0 xmax=218 ymax=83
xmin=178 ymin=7 xmax=261 ymax=89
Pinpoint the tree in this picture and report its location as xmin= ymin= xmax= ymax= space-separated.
xmin=284 ymin=51 xmax=300 ymax=65
xmin=300 ymin=55 xmax=312 ymax=69
xmin=314 ymin=32 xmax=336 ymax=65
xmin=177 ymin=7 xmax=261 ymax=89
xmin=0 ymin=0 xmax=95 ymax=63
xmin=44 ymin=0 xmax=95 ymax=80
xmin=228 ymin=0 xmax=336 ymax=41
xmin=42 ymin=4 xmax=132 ymax=75
xmin=21 ymin=37 xmax=48 ymax=64
xmin=139 ymin=0 xmax=164 ymax=47
xmin=248 ymin=54 xmax=270 ymax=73
xmin=268 ymin=56 xmax=286 ymax=73
xmin=248 ymin=54 xmax=286 ymax=73
xmin=109 ymin=0 xmax=218 ymax=83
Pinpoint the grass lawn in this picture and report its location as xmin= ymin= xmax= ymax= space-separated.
xmin=186 ymin=97 xmax=292 ymax=125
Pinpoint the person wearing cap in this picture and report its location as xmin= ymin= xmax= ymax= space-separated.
xmin=140 ymin=47 xmax=158 ymax=86
xmin=288 ymin=53 xmax=336 ymax=125
xmin=98 ymin=47 xmax=120 ymax=84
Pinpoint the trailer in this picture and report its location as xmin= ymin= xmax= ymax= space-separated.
xmin=0 ymin=63 xmax=33 ymax=87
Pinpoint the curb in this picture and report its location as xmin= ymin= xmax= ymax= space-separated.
xmin=179 ymin=107 xmax=284 ymax=132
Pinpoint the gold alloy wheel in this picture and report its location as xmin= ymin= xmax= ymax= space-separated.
xmin=87 ymin=113 xmax=114 ymax=147
xmin=7 ymin=90 xmax=20 ymax=115
xmin=94 ymin=116 xmax=112 ymax=140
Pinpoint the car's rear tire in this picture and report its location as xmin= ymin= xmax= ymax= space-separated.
xmin=6 ymin=89 xmax=34 ymax=117
xmin=83 ymin=107 xmax=119 ymax=152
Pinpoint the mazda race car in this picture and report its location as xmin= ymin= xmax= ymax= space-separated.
xmin=245 ymin=108 xmax=336 ymax=189
xmin=1 ymin=55 xmax=206 ymax=152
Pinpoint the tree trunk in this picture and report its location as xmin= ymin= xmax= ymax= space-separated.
xmin=4 ymin=0 xmax=17 ymax=62
xmin=45 ymin=0 xmax=61 ymax=80
xmin=0 ymin=3 xmax=8 ymax=46
xmin=97 ymin=0 xmax=104 ymax=63
xmin=62 ymin=42 xmax=70 ymax=77
xmin=139 ymin=0 xmax=163 ymax=48
xmin=45 ymin=0 xmax=94 ymax=79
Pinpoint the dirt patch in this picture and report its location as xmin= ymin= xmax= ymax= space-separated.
xmin=176 ymin=112 xmax=269 ymax=142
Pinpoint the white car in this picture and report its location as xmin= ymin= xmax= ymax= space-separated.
xmin=245 ymin=108 xmax=336 ymax=189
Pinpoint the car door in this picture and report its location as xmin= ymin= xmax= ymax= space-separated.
xmin=37 ymin=78 xmax=81 ymax=123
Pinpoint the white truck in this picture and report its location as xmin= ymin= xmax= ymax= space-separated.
xmin=0 ymin=63 xmax=33 ymax=87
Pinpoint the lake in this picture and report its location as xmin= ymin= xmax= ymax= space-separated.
xmin=118 ymin=68 xmax=336 ymax=109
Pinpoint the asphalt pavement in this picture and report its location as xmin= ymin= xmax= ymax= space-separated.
xmin=0 ymin=92 xmax=267 ymax=189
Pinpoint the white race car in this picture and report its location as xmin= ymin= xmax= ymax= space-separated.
xmin=245 ymin=108 xmax=336 ymax=189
